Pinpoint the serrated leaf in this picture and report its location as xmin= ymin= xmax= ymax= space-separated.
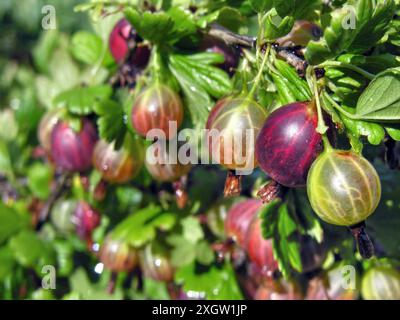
xmin=125 ymin=8 xmax=196 ymax=45
xmin=93 ymin=99 xmax=126 ymax=144
xmin=273 ymin=60 xmax=312 ymax=101
xmin=169 ymin=54 xmax=232 ymax=98
xmin=306 ymin=0 xmax=396 ymax=65
xmin=54 ymin=85 xmax=112 ymax=115
xmin=169 ymin=53 xmax=232 ymax=125
xmin=263 ymin=9 xmax=294 ymax=41
xmin=355 ymin=68 xmax=400 ymax=121
xmin=167 ymin=235 xmax=197 ymax=267
xmin=341 ymin=114 xmax=386 ymax=150
xmin=112 ymin=206 xmax=177 ymax=247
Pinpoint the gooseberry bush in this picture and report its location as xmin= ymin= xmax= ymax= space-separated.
xmin=2 ymin=0 xmax=400 ymax=300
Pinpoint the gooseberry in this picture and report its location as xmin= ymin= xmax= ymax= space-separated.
xmin=99 ymin=236 xmax=138 ymax=272
xmin=245 ymin=215 xmax=279 ymax=277
xmin=131 ymin=84 xmax=184 ymax=140
xmin=93 ymin=138 xmax=144 ymax=184
xmin=145 ymin=143 xmax=192 ymax=183
xmin=225 ymin=199 xmax=263 ymax=248
xmin=200 ymin=35 xmax=240 ymax=74
xmin=208 ymin=97 xmax=268 ymax=171
xmin=50 ymin=199 xmax=77 ymax=234
xmin=207 ymin=97 xmax=268 ymax=196
xmin=73 ymin=201 xmax=101 ymax=242
xmin=277 ymin=20 xmax=322 ymax=47
xmin=109 ymin=19 xmax=132 ymax=63
xmin=306 ymin=267 xmax=359 ymax=300
xmin=140 ymin=243 xmax=174 ymax=282
xmin=361 ymin=265 xmax=400 ymax=300
xmin=307 ymin=150 xmax=381 ymax=226
xmin=307 ymin=149 xmax=381 ymax=258
xmin=37 ymin=108 xmax=64 ymax=152
xmin=255 ymin=101 xmax=323 ymax=188
xmin=109 ymin=19 xmax=150 ymax=67
xmin=50 ymin=118 xmax=98 ymax=172
xmin=254 ymin=281 xmax=301 ymax=300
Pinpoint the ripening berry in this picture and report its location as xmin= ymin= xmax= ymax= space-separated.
xmin=100 ymin=236 xmax=138 ymax=272
xmin=93 ymin=139 xmax=143 ymax=184
xmin=207 ymin=97 xmax=268 ymax=171
xmin=51 ymin=119 xmax=97 ymax=172
xmin=361 ymin=266 xmax=400 ymax=300
xmin=307 ymin=150 xmax=381 ymax=226
xmin=256 ymin=101 xmax=323 ymax=187
xmin=131 ymin=84 xmax=184 ymax=140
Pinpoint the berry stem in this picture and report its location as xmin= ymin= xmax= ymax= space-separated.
xmin=322 ymin=91 xmax=360 ymax=120
xmin=247 ymin=44 xmax=271 ymax=99
xmin=307 ymin=66 xmax=328 ymax=134
xmin=317 ymin=61 xmax=376 ymax=81
xmin=349 ymin=222 xmax=375 ymax=259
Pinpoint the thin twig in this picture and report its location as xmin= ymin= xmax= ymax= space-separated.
xmin=207 ymin=24 xmax=256 ymax=48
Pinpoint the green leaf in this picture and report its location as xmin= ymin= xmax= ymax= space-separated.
xmin=166 ymin=7 xmax=197 ymax=40
xmin=0 ymin=110 xmax=18 ymax=142
xmin=198 ymin=7 xmax=244 ymax=32
xmin=305 ymin=0 xmax=396 ymax=65
xmin=54 ymin=85 xmax=112 ymax=115
xmin=125 ymin=8 xmax=196 ymax=45
xmin=32 ymin=30 xmax=59 ymax=74
xmin=351 ymin=0 xmax=396 ymax=53
xmin=169 ymin=54 xmax=232 ymax=99
xmin=0 ymin=247 xmax=15 ymax=280
xmin=27 ymin=163 xmax=52 ymax=200
xmin=0 ymin=204 xmax=29 ymax=244
xmin=263 ymin=9 xmax=294 ymax=41
xmin=195 ymin=240 xmax=215 ymax=265
xmin=175 ymin=261 xmax=243 ymax=300
xmin=341 ymin=114 xmax=386 ymax=152
xmin=112 ymin=206 xmax=177 ymax=247
xmin=260 ymin=198 xmax=281 ymax=239
xmin=182 ymin=216 xmax=204 ymax=244
xmin=167 ymin=235 xmax=197 ymax=267
xmin=272 ymin=203 xmax=302 ymax=277
xmin=368 ymin=161 xmax=400 ymax=258
xmin=93 ymin=99 xmax=126 ymax=144
xmin=248 ymin=0 xmax=273 ymax=13
xmin=169 ymin=53 xmax=232 ymax=124
xmin=9 ymin=231 xmax=46 ymax=267
xmin=71 ymin=31 xmax=103 ymax=65
xmin=273 ymin=60 xmax=312 ymax=101
xmin=69 ymin=268 xmax=123 ymax=300
xmin=355 ymin=68 xmax=400 ymax=121
xmin=385 ymin=125 xmax=400 ymax=141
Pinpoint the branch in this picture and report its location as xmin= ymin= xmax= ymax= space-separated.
xmin=207 ymin=24 xmax=256 ymax=48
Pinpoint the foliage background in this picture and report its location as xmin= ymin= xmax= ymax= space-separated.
xmin=1 ymin=0 xmax=400 ymax=300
